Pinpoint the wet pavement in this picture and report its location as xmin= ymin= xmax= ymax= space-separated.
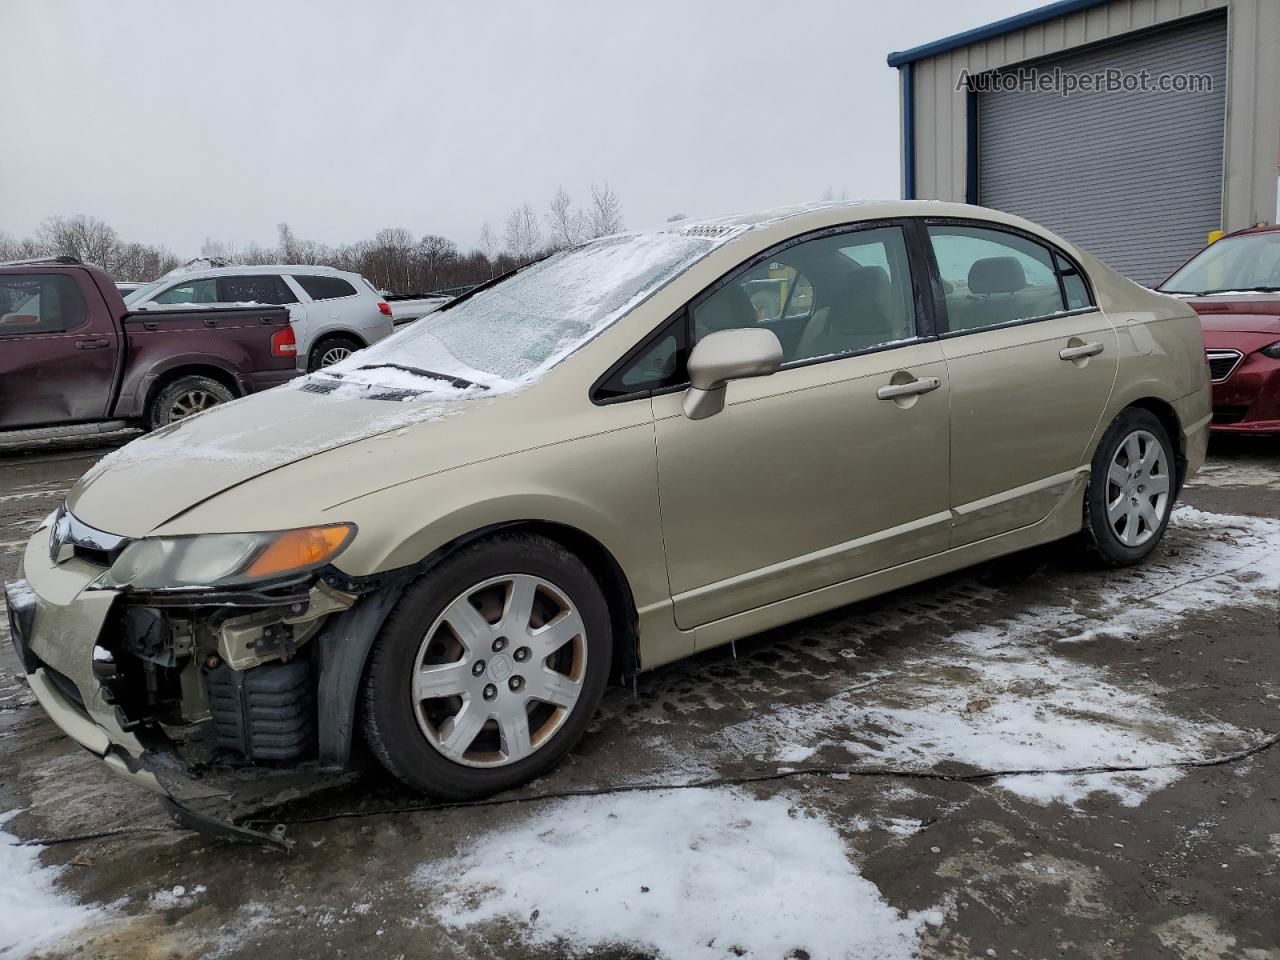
xmin=1 ymin=435 xmax=1278 ymax=959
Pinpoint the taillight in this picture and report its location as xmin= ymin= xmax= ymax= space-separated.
xmin=271 ymin=326 xmax=297 ymax=357
xmin=378 ymin=302 xmax=392 ymax=317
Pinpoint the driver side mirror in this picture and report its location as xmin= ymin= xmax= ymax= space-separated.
xmin=682 ymin=327 xmax=783 ymax=420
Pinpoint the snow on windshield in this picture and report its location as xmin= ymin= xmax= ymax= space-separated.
xmin=328 ymin=229 xmax=728 ymax=387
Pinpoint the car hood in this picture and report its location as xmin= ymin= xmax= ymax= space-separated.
xmin=67 ymin=380 xmax=503 ymax=538
xmin=1182 ymin=294 xmax=1280 ymax=334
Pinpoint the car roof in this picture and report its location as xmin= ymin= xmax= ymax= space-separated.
xmin=160 ymin=263 xmax=356 ymax=281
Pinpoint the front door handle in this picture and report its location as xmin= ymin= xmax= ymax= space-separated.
xmin=877 ymin=376 xmax=941 ymax=400
xmin=75 ymin=338 xmax=111 ymax=350
xmin=1059 ymin=341 xmax=1104 ymax=361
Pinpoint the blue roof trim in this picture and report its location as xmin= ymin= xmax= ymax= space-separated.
xmin=887 ymin=0 xmax=1113 ymax=67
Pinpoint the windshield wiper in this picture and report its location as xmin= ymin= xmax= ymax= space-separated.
xmin=1170 ymin=286 xmax=1280 ymax=296
xmin=355 ymin=363 xmax=487 ymax=390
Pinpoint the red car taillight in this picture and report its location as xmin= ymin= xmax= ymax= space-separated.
xmin=271 ymin=326 xmax=297 ymax=357
xmin=377 ymin=302 xmax=392 ymax=317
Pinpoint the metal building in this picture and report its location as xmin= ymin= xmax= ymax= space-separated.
xmin=888 ymin=0 xmax=1280 ymax=285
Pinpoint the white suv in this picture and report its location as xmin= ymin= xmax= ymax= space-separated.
xmin=124 ymin=265 xmax=395 ymax=370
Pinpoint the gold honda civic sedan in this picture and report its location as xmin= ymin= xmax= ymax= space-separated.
xmin=6 ymin=201 xmax=1210 ymax=803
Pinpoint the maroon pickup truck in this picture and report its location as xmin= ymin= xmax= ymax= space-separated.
xmin=0 ymin=258 xmax=299 ymax=444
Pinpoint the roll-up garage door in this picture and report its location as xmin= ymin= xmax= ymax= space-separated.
xmin=978 ymin=14 xmax=1227 ymax=286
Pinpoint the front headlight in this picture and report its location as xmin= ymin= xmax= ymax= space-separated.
xmin=99 ymin=523 xmax=356 ymax=591
xmin=1260 ymin=341 xmax=1280 ymax=359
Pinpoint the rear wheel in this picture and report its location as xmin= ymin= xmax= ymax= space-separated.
xmin=362 ymin=534 xmax=612 ymax=799
xmin=308 ymin=335 xmax=361 ymax=371
xmin=1082 ymin=408 xmax=1176 ymax=566
xmin=147 ymin=375 xmax=235 ymax=430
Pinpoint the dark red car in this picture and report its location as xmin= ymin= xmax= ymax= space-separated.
xmin=0 ymin=257 xmax=300 ymax=445
xmin=1159 ymin=225 xmax=1280 ymax=434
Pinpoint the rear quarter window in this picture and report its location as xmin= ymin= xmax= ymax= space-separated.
xmin=294 ymin=275 xmax=358 ymax=300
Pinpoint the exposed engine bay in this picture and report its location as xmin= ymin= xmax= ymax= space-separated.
xmin=96 ymin=578 xmax=356 ymax=763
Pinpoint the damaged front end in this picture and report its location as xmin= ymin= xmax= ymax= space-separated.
xmin=7 ymin=508 xmax=404 ymax=845
xmin=99 ymin=576 xmax=355 ymax=763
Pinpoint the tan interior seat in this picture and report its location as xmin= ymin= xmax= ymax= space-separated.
xmin=793 ymin=266 xmax=907 ymax=360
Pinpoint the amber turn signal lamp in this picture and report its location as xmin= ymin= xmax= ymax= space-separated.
xmin=245 ymin=524 xmax=355 ymax=578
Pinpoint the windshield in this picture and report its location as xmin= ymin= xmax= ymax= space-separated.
xmin=1161 ymin=232 xmax=1280 ymax=294
xmin=123 ymin=277 xmax=167 ymax=305
xmin=325 ymin=230 xmax=721 ymax=385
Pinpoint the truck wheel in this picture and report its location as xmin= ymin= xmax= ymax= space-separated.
xmin=148 ymin=375 xmax=235 ymax=430
xmin=308 ymin=335 xmax=361 ymax=371
xmin=362 ymin=534 xmax=613 ymax=800
xmin=1081 ymin=407 xmax=1177 ymax=566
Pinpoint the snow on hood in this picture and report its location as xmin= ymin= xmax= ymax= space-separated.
xmin=68 ymin=380 xmax=486 ymax=537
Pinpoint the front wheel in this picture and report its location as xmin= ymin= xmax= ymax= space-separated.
xmin=1082 ymin=408 xmax=1177 ymax=566
xmin=362 ymin=534 xmax=613 ymax=800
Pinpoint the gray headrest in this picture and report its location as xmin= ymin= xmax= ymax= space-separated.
xmin=697 ymin=282 xmax=755 ymax=333
xmin=829 ymin=266 xmax=892 ymax=335
xmin=968 ymin=256 xmax=1025 ymax=295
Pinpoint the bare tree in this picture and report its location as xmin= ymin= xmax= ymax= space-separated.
xmin=666 ymin=213 xmax=687 ymax=222
xmin=587 ymin=183 xmax=624 ymax=238
xmin=504 ymin=203 xmax=543 ymax=263
xmin=417 ymin=234 xmax=458 ymax=289
xmin=37 ymin=215 xmax=121 ymax=270
xmin=545 ymin=187 xmax=586 ymax=249
xmin=478 ymin=222 xmax=498 ymax=260
xmin=820 ymin=186 xmax=847 ymax=201
xmin=276 ymin=222 xmax=305 ymax=262
xmin=0 ymin=231 xmax=47 ymax=262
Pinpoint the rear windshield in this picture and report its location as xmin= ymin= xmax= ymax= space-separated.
xmin=1161 ymin=232 xmax=1280 ymax=295
xmin=329 ymin=231 xmax=720 ymax=384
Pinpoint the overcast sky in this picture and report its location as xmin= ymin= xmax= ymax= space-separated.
xmin=1 ymin=0 xmax=1030 ymax=256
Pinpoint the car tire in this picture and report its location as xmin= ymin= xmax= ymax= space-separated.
xmin=308 ymin=335 xmax=362 ymax=371
xmin=147 ymin=375 xmax=235 ymax=430
xmin=1081 ymin=407 xmax=1178 ymax=567
xmin=361 ymin=533 xmax=613 ymax=800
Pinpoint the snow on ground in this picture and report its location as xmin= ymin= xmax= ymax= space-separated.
xmin=710 ymin=508 xmax=1280 ymax=809
xmin=415 ymin=788 xmax=942 ymax=960
xmin=0 ymin=810 xmax=103 ymax=959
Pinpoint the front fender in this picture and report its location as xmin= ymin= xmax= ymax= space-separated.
xmin=325 ymin=424 xmax=670 ymax=618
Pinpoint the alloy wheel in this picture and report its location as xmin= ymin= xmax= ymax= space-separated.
xmin=1105 ymin=429 xmax=1170 ymax=547
xmin=168 ymin=389 xmax=218 ymax=421
xmin=319 ymin=345 xmax=352 ymax=367
xmin=411 ymin=574 xmax=587 ymax=767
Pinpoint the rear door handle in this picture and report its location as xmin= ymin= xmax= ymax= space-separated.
xmin=877 ymin=376 xmax=941 ymax=400
xmin=1059 ymin=341 xmax=1104 ymax=360
xmin=75 ymin=338 xmax=111 ymax=350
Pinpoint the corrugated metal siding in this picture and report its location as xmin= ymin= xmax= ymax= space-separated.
xmin=910 ymin=0 xmax=1231 ymax=202
xmin=978 ymin=15 xmax=1227 ymax=284
xmin=904 ymin=0 xmax=1278 ymax=232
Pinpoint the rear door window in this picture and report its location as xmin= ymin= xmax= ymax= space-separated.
xmin=0 ymin=274 xmax=88 ymax=335
xmin=926 ymin=225 xmax=1072 ymax=333
xmin=218 ymin=274 xmax=298 ymax=304
xmin=293 ymin=275 xmax=358 ymax=300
